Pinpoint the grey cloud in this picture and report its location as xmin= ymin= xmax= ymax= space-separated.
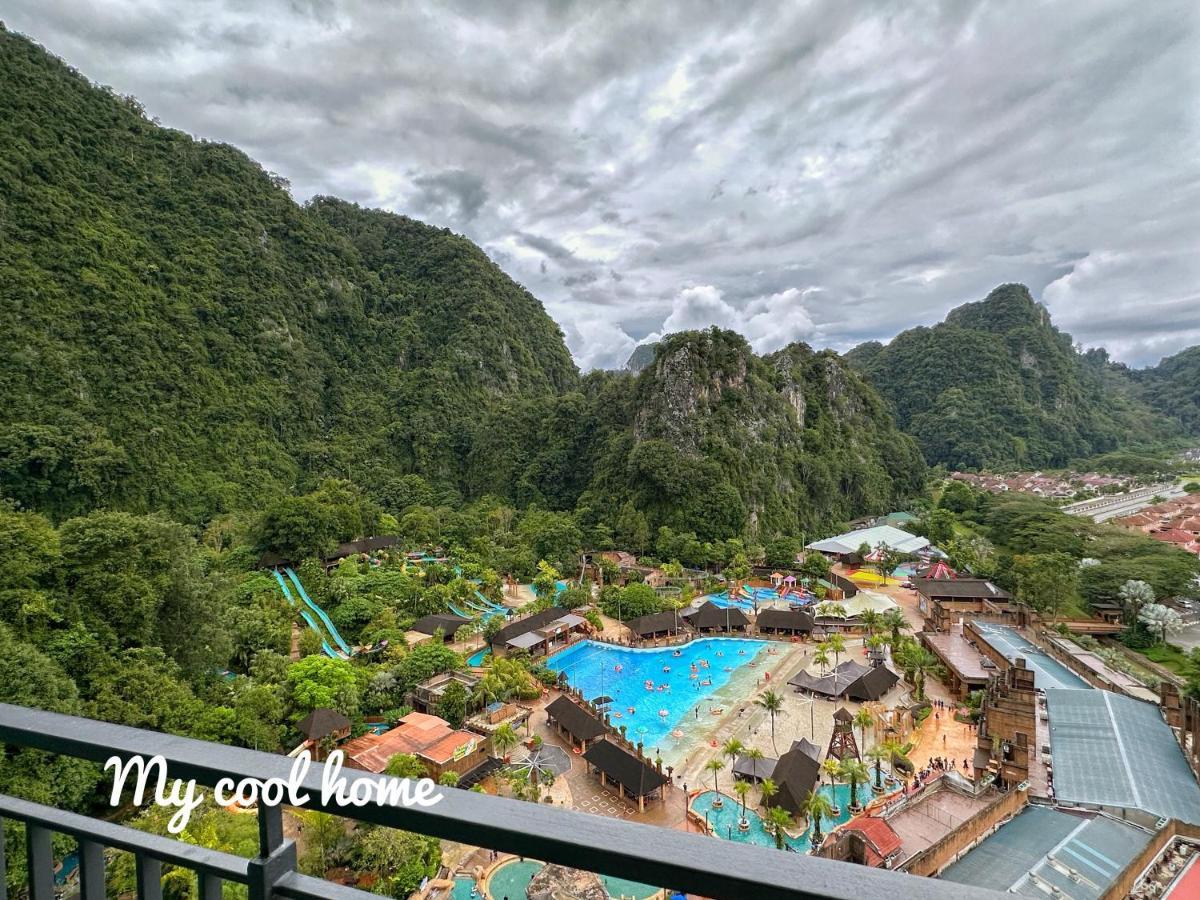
xmin=4 ymin=0 xmax=1197 ymax=368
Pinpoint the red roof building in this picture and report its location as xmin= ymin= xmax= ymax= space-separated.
xmin=341 ymin=712 xmax=488 ymax=780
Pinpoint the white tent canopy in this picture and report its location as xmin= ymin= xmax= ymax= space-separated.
xmin=806 ymin=525 xmax=930 ymax=556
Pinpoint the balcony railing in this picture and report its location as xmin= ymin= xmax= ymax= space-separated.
xmin=0 ymin=703 xmax=1002 ymax=899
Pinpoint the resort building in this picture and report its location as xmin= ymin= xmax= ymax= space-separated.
xmin=788 ymin=660 xmax=899 ymax=702
xmin=489 ymin=607 xmax=588 ymax=658
xmin=341 ymin=711 xmax=489 ymax=781
xmin=409 ymin=613 xmax=474 ymax=644
xmin=939 ymin=805 xmax=1156 ymax=898
xmin=1040 ymin=635 xmax=1158 ymax=703
xmin=972 ymin=660 xmax=1039 ymax=790
xmin=409 ymin=670 xmax=481 ymax=717
xmin=544 ymin=695 xmax=609 ymax=751
xmin=920 ymin=622 xmax=995 ymax=700
xmin=624 ymin=609 xmax=684 ymax=640
xmin=914 ymin=578 xmax=1016 ymax=632
xmin=755 ymin=607 xmax=814 ymax=635
xmin=819 ymin=815 xmax=904 ymax=869
xmin=295 ymin=708 xmax=351 ymax=755
xmin=1043 ymin=688 xmax=1200 ymax=826
xmin=683 ymin=600 xmax=749 ymax=633
xmin=766 ymin=738 xmax=822 ymax=815
xmin=580 ymin=738 xmax=669 ymax=812
xmin=806 ymin=525 xmax=932 ymax=561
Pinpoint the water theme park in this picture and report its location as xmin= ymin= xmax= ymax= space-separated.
xmin=242 ymin=514 xmax=1200 ymax=899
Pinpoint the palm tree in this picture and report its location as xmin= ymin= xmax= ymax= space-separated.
xmin=755 ymin=690 xmax=785 ymax=752
xmin=759 ymin=776 xmax=778 ymax=809
xmin=492 ymin=723 xmax=518 ymax=761
xmin=825 ymin=632 xmax=846 ymax=667
xmin=859 ymin=609 xmax=881 ymax=637
xmin=839 ymin=758 xmax=869 ymax=813
xmin=705 ymin=758 xmax=725 ymax=804
xmin=734 ymin=779 xmax=752 ymax=827
xmin=722 ymin=737 xmax=744 ymax=772
xmin=821 ymin=757 xmax=841 ymax=794
xmin=1139 ymin=603 xmax=1183 ymax=644
xmin=866 ymin=744 xmax=890 ymax=793
xmin=766 ymin=806 xmax=793 ymax=850
xmin=803 ymin=791 xmax=836 ymax=849
xmin=880 ymin=609 xmax=909 ymax=647
xmin=1119 ymin=579 xmax=1155 ymax=626
xmin=853 ymin=706 xmax=874 ymax=756
xmin=896 ymin=645 xmax=942 ymax=701
xmin=812 ymin=646 xmax=831 ymax=675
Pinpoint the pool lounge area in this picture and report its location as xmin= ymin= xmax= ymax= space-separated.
xmin=690 ymin=783 xmax=880 ymax=854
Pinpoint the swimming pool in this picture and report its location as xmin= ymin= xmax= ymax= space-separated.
xmin=486 ymin=859 xmax=541 ymax=899
xmin=467 ymin=646 xmax=490 ymax=667
xmin=451 ymin=875 xmax=480 ymax=899
xmin=546 ymin=638 xmax=768 ymax=755
xmin=706 ymin=586 xmax=810 ymax=610
xmin=690 ymin=782 xmax=877 ymax=853
xmin=485 ymin=859 xmax=657 ymax=899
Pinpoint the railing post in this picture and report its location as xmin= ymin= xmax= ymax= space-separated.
xmin=25 ymin=825 xmax=54 ymax=900
xmin=246 ymin=803 xmax=297 ymax=900
xmin=78 ymin=838 xmax=106 ymax=900
xmin=135 ymin=854 xmax=163 ymax=900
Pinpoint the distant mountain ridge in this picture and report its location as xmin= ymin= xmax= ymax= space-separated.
xmin=844 ymin=284 xmax=1186 ymax=469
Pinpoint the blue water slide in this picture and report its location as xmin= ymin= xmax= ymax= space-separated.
xmin=284 ymin=567 xmax=352 ymax=656
xmin=447 ymin=603 xmax=476 ymax=619
xmin=272 ymin=569 xmax=338 ymax=658
xmin=473 ymin=589 xmax=509 ymax=613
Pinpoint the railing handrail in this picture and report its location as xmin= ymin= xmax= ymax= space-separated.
xmin=0 ymin=703 xmax=1003 ymax=899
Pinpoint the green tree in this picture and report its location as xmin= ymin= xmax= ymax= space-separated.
xmin=755 ymin=689 xmax=785 ymax=752
xmin=803 ymin=791 xmax=836 ymax=847
xmin=438 ymin=679 xmax=468 ymax=729
xmin=766 ymin=806 xmax=793 ymax=850
xmin=353 ymin=826 xmax=441 ymax=899
xmin=1014 ymin=552 xmax=1080 ymax=619
xmin=383 ymin=753 xmax=428 ymax=780
xmin=286 ymin=655 xmax=359 ymax=716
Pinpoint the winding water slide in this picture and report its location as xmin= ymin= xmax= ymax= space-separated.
xmin=284 ymin=567 xmax=353 ymax=656
xmin=272 ymin=569 xmax=339 ymax=658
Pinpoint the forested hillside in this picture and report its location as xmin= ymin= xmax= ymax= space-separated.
xmin=0 ymin=26 xmax=922 ymax=540
xmin=0 ymin=26 xmax=575 ymax=523
xmin=577 ymin=331 xmax=925 ymax=542
xmin=1135 ymin=346 xmax=1200 ymax=436
xmin=845 ymin=284 xmax=1181 ymax=469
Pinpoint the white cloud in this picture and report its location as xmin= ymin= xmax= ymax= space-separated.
xmin=5 ymin=0 xmax=1197 ymax=369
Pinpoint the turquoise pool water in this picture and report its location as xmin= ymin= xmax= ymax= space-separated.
xmin=467 ymin=646 xmax=490 ymax=667
xmin=485 ymin=860 xmax=657 ymax=899
xmin=690 ymin=782 xmax=877 ymax=853
xmin=546 ymin=638 xmax=768 ymax=754
xmin=452 ymin=875 xmax=480 ymax=899
xmin=486 ymin=860 xmax=541 ymax=899
xmin=707 ymin=587 xmax=815 ymax=609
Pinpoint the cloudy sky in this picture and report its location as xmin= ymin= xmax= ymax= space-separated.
xmin=8 ymin=0 xmax=1199 ymax=369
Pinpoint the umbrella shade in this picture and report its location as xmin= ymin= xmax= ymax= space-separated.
xmin=507 ymin=745 xmax=573 ymax=779
xmin=591 ymin=694 xmax=614 ymax=705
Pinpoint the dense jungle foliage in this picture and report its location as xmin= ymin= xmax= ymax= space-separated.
xmin=845 ymin=284 xmax=1189 ymax=470
xmin=0 ymin=27 xmax=920 ymax=542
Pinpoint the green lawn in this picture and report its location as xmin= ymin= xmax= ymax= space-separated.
xmin=1140 ymin=642 xmax=1196 ymax=677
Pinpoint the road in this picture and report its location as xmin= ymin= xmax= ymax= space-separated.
xmin=1062 ymin=483 xmax=1186 ymax=522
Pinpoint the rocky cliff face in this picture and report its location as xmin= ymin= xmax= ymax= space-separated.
xmin=582 ymin=328 xmax=925 ymax=540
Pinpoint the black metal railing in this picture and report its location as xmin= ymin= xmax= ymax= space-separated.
xmin=0 ymin=703 xmax=1001 ymax=899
